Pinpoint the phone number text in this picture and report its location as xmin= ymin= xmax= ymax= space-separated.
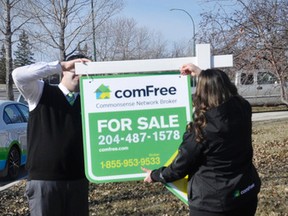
xmin=98 ymin=130 xmax=180 ymax=145
xmin=100 ymin=157 xmax=161 ymax=169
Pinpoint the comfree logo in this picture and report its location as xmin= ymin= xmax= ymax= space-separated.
xmin=233 ymin=183 xmax=255 ymax=198
xmin=95 ymin=84 xmax=111 ymax=99
xmin=95 ymin=84 xmax=177 ymax=100
xmin=114 ymin=85 xmax=177 ymax=98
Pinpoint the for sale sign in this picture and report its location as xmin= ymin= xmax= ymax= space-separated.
xmin=80 ymin=73 xmax=192 ymax=183
xmin=77 ymin=44 xmax=233 ymax=204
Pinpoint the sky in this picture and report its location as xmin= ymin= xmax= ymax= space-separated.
xmin=117 ymin=0 xmax=211 ymax=46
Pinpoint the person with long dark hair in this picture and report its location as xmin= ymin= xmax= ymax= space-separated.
xmin=142 ymin=63 xmax=261 ymax=216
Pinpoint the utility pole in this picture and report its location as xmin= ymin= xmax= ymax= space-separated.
xmin=91 ymin=0 xmax=97 ymax=61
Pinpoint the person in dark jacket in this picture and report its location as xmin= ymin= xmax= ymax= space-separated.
xmin=142 ymin=63 xmax=261 ymax=216
xmin=12 ymin=55 xmax=90 ymax=216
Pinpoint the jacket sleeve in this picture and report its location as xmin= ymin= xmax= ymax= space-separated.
xmin=151 ymin=131 xmax=204 ymax=183
xmin=12 ymin=61 xmax=62 ymax=111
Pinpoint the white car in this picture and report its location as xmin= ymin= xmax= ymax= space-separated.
xmin=235 ymin=70 xmax=286 ymax=106
xmin=0 ymin=100 xmax=29 ymax=180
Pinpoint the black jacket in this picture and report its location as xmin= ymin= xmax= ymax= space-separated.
xmin=151 ymin=96 xmax=261 ymax=212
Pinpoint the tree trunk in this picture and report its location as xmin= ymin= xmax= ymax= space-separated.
xmin=4 ymin=1 xmax=14 ymax=101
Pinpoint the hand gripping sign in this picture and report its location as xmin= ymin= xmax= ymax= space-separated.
xmin=76 ymin=44 xmax=233 ymax=205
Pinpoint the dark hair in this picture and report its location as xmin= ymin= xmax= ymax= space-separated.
xmin=192 ymin=69 xmax=238 ymax=143
xmin=66 ymin=53 xmax=88 ymax=61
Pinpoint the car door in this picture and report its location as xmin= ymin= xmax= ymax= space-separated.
xmin=237 ymin=72 xmax=259 ymax=105
xmin=3 ymin=104 xmax=28 ymax=165
xmin=256 ymin=71 xmax=281 ymax=105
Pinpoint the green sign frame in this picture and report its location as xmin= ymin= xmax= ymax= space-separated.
xmin=80 ymin=73 xmax=192 ymax=183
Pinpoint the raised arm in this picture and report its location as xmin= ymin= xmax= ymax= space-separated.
xmin=180 ymin=63 xmax=202 ymax=76
xmin=12 ymin=61 xmax=62 ymax=110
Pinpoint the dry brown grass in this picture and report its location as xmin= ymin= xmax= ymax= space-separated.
xmin=0 ymin=119 xmax=287 ymax=216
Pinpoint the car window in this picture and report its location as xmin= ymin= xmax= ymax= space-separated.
xmin=17 ymin=104 xmax=29 ymax=122
xmin=3 ymin=104 xmax=25 ymax=124
xmin=240 ymin=73 xmax=254 ymax=85
xmin=257 ymin=72 xmax=278 ymax=85
xmin=3 ymin=112 xmax=11 ymax=124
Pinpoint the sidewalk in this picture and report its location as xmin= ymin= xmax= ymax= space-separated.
xmin=252 ymin=111 xmax=288 ymax=121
